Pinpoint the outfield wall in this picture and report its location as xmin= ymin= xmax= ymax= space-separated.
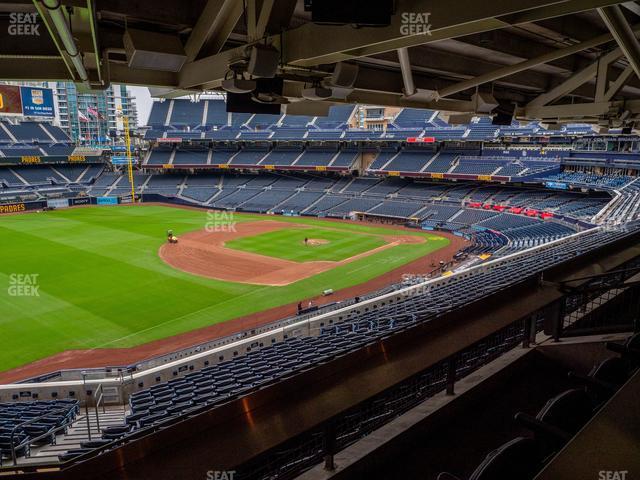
xmin=0 ymin=196 xmax=122 ymax=214
xmin=0 ymin=199 xmax=46 ymax=214
xmin=0 ymin=156 xmax=104 ymax=166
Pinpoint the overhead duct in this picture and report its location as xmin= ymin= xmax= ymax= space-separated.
xmin=41 ymin=0 xmax=88 ymax=83
xmin=123 ymin=28 xmax=187 ymax=72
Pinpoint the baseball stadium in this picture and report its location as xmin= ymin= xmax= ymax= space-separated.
xmin=1 ymin=1 xmax=640 ymax=480
xmin=1 ymin=205 xmax=454 ymax=377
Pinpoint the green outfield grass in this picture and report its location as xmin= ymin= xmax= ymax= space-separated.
xmin=225 ymin=226 xmax=387 ymax=262
xmin=0 ymin=205 xmax=450 ymax=373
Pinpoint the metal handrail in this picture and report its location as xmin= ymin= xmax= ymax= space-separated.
xmin=94 ymin=384 xmax=105 ymax=433
xmin=9 ymin=407 xmax=75 ymax=466
xmin=95 ymin=384 xmax=105 ymax=414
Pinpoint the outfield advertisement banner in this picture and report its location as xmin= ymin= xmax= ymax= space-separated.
xmin=70 ymin=197 xmax=92 ymax=206
xmin=47 ymin=198 xmax=70 ymax=209
xmin=0 ymin=202 xmax=26 ymax=214
xmin=544 ymin=181 xmax=569 ymax=190
xmin=96 ymin=197 xmax=119 ymax=205
xmin=0 ymin=200 xmax=46 ymax=214
xmin=72 ymin=147 xmax=105 ymax=156
xmin=111 ymin=156 xmax=137 ymax=165
xmin=0 ymin=85 xmax=55 ymax=118
xmin=0 ymin=155 xmax=103 ymax=166
xmin=20 ymin=86 xmax=54 ymax=117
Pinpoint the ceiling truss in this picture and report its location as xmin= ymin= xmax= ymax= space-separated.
xmin=2 ymin=0 xmax=640 ymax=124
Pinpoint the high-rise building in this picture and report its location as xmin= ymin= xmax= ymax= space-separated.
xmin=352 ymin=105 xmax=401 ymax=131
xmin=53 ymin=83 xmax=138 ymax=144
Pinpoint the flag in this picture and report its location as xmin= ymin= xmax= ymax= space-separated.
xmin=87 ymin=106 xmax=105 ymax=119
xmin=78 ymin=110 xmax=89 ymax=122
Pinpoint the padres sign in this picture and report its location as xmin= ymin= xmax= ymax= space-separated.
xmin=0 ymin=203 xmax=26 ymax=214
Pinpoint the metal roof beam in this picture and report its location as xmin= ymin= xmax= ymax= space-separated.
xmin=184 ymin=0 xmax=243 ymax=61
xmin=179 ymin=0 xmax=628 ymax=90
xmin=604 ymin=64 xmax=636 ymax=100
xmin=437 ymin=27 xmax=638 ymax=99
xmin=599 ymin=5 xmax=640 ymax=78
xmin=519 ymin=98 xmax=640 ymax=119
xmin=527 ymin=48 xmax=623 ymax=106
xmin=282 ymin=0 xmax=627 ymax=67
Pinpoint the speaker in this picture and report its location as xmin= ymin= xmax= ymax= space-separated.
xmin=247 ymin=45 xmax=280 ymax=78
xmin=305 ymin=0 xmax=394 ymax=26
xmin=492 ymin=101 xmax=516 ymax=126
xmin=226 ymin=94 xmax=281 ymax=114
xmin=330 ymin=63 xmax=359 ymax=88
xmin=302 ymin=86 xmax=333 ymax=101
xmin=221 ymin=78 xmax=257 ymax=94
xmin=226 ymin=77 xmax=283 ymax=114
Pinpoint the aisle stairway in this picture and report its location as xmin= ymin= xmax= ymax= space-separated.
xmin=15 ymin=406 xmax=128 ymax=466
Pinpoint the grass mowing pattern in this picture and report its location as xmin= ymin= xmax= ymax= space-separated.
xmin=0 ymin=205 xmax=449 ymax=372
xmin=225 ymin=227 xmax=387 ymax=262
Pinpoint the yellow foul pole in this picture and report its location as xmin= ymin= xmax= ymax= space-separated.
xmin=119 ymin=107 xmax=135 ymax=203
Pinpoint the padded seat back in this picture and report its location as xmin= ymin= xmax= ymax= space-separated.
xmin=537 ymin=388 xmax=593 ymax=435
xmin=590 ymin=357 xmax=628 ymax=386
xmin=625 ymin=332 xmax=640 ymax=350
xmin=470 ymin=437 xmax=540 ymax=480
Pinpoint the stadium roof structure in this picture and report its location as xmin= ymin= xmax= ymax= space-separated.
xmin=4 ymin=0 xmax=640 ymax=126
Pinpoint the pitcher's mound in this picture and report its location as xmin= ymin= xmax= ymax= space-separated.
xmin=305 ymin=238 xmax=330 ymax=246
